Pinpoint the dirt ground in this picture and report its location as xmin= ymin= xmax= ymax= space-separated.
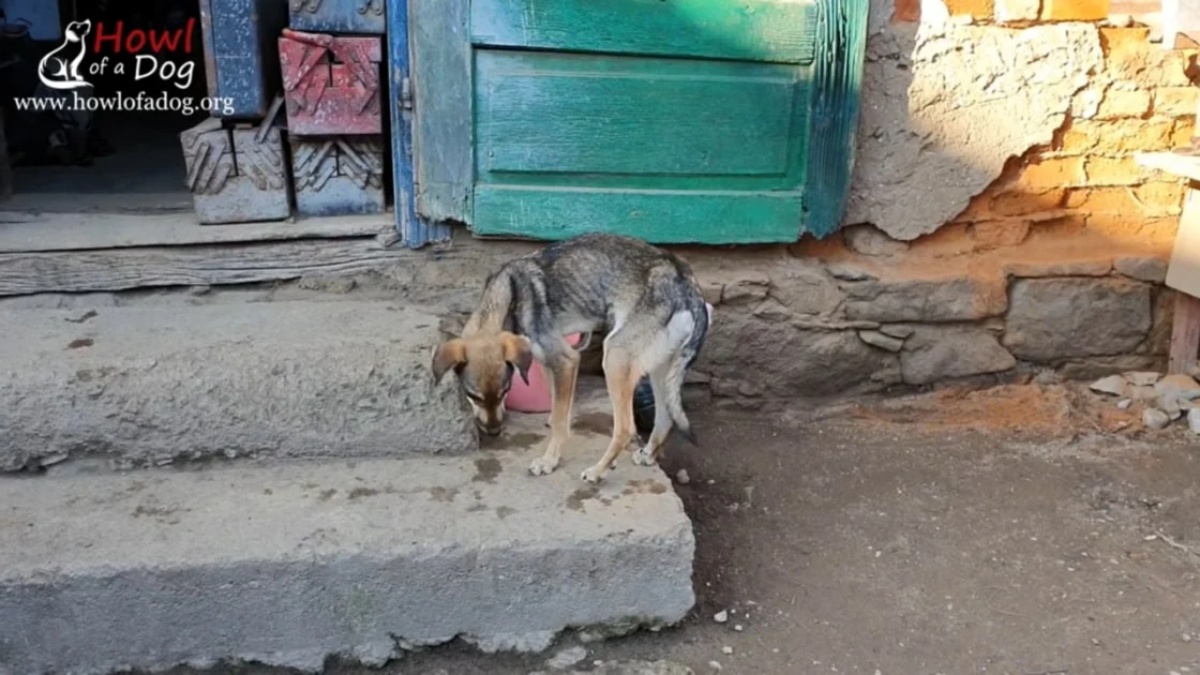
xmin=177 ymin=382 xmax=1200 ymax=675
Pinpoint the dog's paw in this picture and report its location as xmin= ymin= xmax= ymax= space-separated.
xmin=580 ymin=466 xmax=605 ymax=484
xmin=631 ymin=447 xmax=657 ymax=466
xmin=529 ymin=456 xmax=559 ymax=476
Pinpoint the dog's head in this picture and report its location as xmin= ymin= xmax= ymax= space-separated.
xmin=431 ymin=331 xmax=533 ymax=436
xmin=65 ymin=20 xmax=92 ymax=41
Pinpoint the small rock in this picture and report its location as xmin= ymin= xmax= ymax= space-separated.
xmin=1156 ymin=374 xmax=1200 ymax=401
xmin=825 ymin=263 xmax=873 ymax=282
xmin=1089 ymin=374 xmax=1129 ymax=397
xmin=1131 ymin=385 xmax=1158 ymax=401
xmin=546 ymin=646 xmax=588 ymax=670
xmin=1124 ymin=371 xmax=1161 ymax=387
xmin=1184 ymin=632 xmax=1194 ymax=643
xmin=708 ymin=662 xmax=723 ymax=671
xmin=713 ymin=610 xmax=728 ymax=623
xmin=1160 ymin=395 xmax=1185 ymax=420
xmin=1117 ymin=399 xmax=1132 ymax=410
xmin=857 ymin=329 xmax=905 ymax=352
xmin=1143 ymin=408 xmax=1171 ymax=430
xmin=733 ymin=624 xmax=744 ymax=632
xmin=676 ymin=469 xmax=691 ymax=485
xmin=1189 ymin=408 xmax=1200 ymax=434
xmin=721 ymin=647 xmax=734 ymax=655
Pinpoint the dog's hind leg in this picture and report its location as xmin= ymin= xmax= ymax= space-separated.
xmin=529 ymin=344 xmax=580 ymax=477
xmin=631 ymin=365 xmax=673 ymax=467
xmin=581 ymin=345 xmax=641 ymax=484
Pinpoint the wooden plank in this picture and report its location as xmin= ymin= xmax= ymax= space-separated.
xmin=410 ymin=0 xmax=472 ymax=224
xmin=1169 ymin=292 xmax=1200 ymax=374
xmin=1166 ymin=187 xmax=1200 ymax=296
xmin=388 ymin=0 xmax=453 ymax=247
xmin=470 ymin=0 xmax=819 ymax=65
xmin=471 ymin=187 xmax=804 ymax=244
xmin=0 ymin=239 xmax=410 ymax=297
xmin=1162 ymin=0 xmax=1200 ymax=49
xmin=804 ymin=0 xmax=870 ymax=238
xmin=474 ymin=50 xmax=802 ymax=185
xmin=0 ymin=212 xmax=391 ymax=253
xmin=1136 ymin=150 xmax=1200 ymax=182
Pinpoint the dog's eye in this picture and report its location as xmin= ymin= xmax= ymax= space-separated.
xmin=464 ymin=391 xmax=484 ymax=404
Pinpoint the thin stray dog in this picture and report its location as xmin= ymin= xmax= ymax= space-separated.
xmin=431 ymin=233 xmax=710 ymax=484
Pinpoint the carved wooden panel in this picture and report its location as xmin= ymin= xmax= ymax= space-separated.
xmin=290 ymin=135 xmax=386 ymax=216
xmin=289 ymin=0 xmax=385 ymax=35
xmin=279 ymin=30 xmax=382 ymax=136
xmin=181 ymin=118 xmax=291 ymax=224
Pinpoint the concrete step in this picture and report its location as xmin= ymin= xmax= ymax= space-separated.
xmin=0 ymin=412 xmax=695 ymax=674
xmin=0 ymin=300 xmax=476 ymax=472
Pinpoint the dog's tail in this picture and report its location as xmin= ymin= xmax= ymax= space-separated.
xmin=661 ymin=298 xmax=711 ymax=447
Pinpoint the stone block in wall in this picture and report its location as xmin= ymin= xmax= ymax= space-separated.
xmin=1002 ymin=277 xmax=1152 ymax=361
xmin=945 ymin=0 xmax=993 ymax=19
xmin=1101 ymin=28 xmax=1197 ymax=88
xmin=901 ymin=326 xmax=1017 ymax=385
xmin=1083 ymin=155 xmax=1154 ymax=187
xmin=1059 ymin=119 xmax=1180 ymax=154
xmin=1113 ymin=256 xmax=1167 ymax=283
xmin=843 ymin=275 xmax=1008 ymax=323
xmin=697 ymin=319 xmax=897 ymax=398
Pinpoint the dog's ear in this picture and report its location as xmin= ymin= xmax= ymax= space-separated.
xmin=431 ymin=339 xmax=467 ymax=383
xmin=500 ymin=332 xmax=534 ymax=385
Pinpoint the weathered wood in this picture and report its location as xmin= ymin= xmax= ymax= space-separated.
xmin=180 ymin=117 xmax=291 ymax=224
xmin=1166 ymin=186 xmax=1200 ymax=296
xmin=1163 ymin=0 xmax=1200 ymax=49
xmin=1137 ymin=150 xmax=1200 ymax=183
xmin=1169 ymin=292 xmax=1200 ymax=374
xmin=389 ymin=0 xmax=453 ymax=247
xmin=410 ymin=0 xmax=472 ymax=225
xmin=290 ymin=0 xmax=386 ymax=35
xmin=804 ymin=0 xmax=870 ymax=238
xmin=291 ymin=136 xmax=387 ymax=216
xmin=199 ymin=0 xmax=289 ymax=119
xmin=471 ymin=187 xmax=805 ymax=244
xmin=474 ymin=50 xmax=802 ymax=187
xmin=0 ymin=239 xmax=410 ymax=296
xmin=0 ymin=212 xmax=390 ymax=253
xmin=470 ymin=0 xmax=818 ymax=64
xmin=279 ymin=30 xmax=382 ymax=136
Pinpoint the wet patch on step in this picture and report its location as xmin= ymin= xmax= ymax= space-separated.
xmin=472 ymin=457 xmax=502 ymax=483
xmin=67 ymin=338 xmax=94 ymax=350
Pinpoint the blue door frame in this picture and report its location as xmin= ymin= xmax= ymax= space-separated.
xmin=387 ymin=0 xmax=451 ymax=248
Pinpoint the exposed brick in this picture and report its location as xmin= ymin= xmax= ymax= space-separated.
xmin=1099 ymin=26 xmax=1153 ymax=54
xmin=971 ymin=220 xmax=1031 ymax=250
xmin=945 ymin=0 xmax=993 ymax=18
xmin=1134 ymin=181 xmax=1186 ymax=214
xmin=1059 ymin=119 xmax=1176 ymax=153
xmin=1096 ymin=87 xmax=1153 ymax=119
xmin=1017 ymin=156 xmax=1087 ymax=189
xmin=1083 ymin=155 xmax=1151 ymax=186
xmin=892 ymin=0 xmax=921 ymax=22
xmin=1172 ymin=118 xmax=1197 ymax=146
xmin=1154 ymin=87 xmax=1200 ymax=117
xmin=991 ymin=189 xmax=1067 ymax=217
xmin=1087 ymin=213 xmax=1180 ymax=239
xmin=1106 ymin=39 xmax=1198 ymax=88
xmin=1042 ymin=0 xmax=1109 ymax=20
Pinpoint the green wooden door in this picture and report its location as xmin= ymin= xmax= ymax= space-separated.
xmin=410 ymin=0 xmax=867 ymax=244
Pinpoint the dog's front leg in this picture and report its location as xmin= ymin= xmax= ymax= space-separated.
xmin=529 ymin=350 xmax=579 ymax=476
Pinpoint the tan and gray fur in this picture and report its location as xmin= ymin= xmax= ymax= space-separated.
xmin=431 ymin=233 xmax=709 ymax=483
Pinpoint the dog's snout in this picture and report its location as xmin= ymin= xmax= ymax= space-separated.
xmin=476 ymin=419 xmax=503 ymax=436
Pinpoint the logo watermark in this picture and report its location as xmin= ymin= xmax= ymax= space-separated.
xmin=21 ymin=16 xmax=233 ymax=116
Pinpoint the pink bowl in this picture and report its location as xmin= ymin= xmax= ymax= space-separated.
xmin=506 ymin=333 xmax=582 ymax=413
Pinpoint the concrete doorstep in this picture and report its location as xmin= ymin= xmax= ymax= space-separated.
xmin=0 ymin=301 xmax=477 ymax=471
xmin=0 ymin=436 xmax=695 ymax=674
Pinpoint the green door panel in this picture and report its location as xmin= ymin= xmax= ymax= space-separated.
xmin=409 ymin=0 xmax=869 ymax=245
xmin=475 ymin=50 xmax=806 ymax=187
xmin=473 ymin=188 xmax=805 ymax=244
xmin=470 ymin=0 xmax=818 ymax=64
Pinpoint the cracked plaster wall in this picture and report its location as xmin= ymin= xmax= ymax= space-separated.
xmin=848 ymin=0 xmax=1104 ymax=241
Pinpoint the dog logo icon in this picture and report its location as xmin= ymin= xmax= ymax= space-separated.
xmin=38 ymin=20 xmax=94 ymax=90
